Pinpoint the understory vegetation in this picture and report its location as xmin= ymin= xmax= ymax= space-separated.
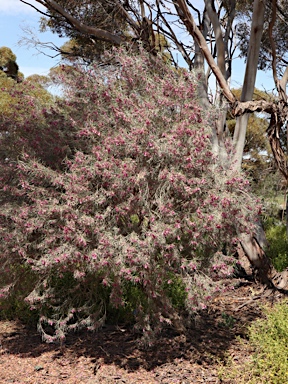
xmin=220 ymin=300 xmax=288 ymax=384
xmin=265 ymin=222 xmax=288 ymax=272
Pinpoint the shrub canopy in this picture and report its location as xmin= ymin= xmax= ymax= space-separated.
xmin=0 ymin=49 xmax=259 ymax=342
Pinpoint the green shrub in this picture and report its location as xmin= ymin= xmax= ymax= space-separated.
xmin=0 ymin=295 xmax=39 ymax=326
xmin=219 ymin=300 xmax=288 ymax=384
xmin=247 ymin=300 xmax=288 ymax=383
xmin=0 ymin=264 xmax=39 ymax=325
xmin=163 ymin=273 xmax=187 ymax=310
xmin=265 ymin=224 xmax=288 ymax=271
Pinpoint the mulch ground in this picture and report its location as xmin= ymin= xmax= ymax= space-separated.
xmin=0 ymin=278 xmax=285 ymax=383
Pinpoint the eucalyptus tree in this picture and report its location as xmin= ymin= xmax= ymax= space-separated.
xmin=20 ymin=0 xmax=288 ymax=287
xmin=0 ymin=46 xmax=22 ymax=81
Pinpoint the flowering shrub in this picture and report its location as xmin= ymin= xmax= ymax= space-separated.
xmin=0 ymin=77 xmax=74 ymax=168
xmin=0 ymin=75 xmax=82 ymax=217
xmin=0 ymin=49 xmax=259 ymax=342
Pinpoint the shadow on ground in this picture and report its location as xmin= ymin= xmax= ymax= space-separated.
xmin=0 ymin=278 xmax=275 ymax=377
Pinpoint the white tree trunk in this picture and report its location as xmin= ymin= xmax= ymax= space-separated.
xmin=232 ymin=0 xmax=266 ymax=170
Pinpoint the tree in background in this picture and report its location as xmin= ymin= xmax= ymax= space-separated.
xmin=0 ymin=49 xmax=259 ymax=342
xmin=20 ymin=0 xmax=288 ymax=288
xmin=0 ymin=46 xmax=22 ymax=82
xmin=0 ymin=47 xmax=85 ymax=225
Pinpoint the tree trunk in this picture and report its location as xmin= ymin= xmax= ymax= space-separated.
xmin=173 ymin=0 xmax=288 ymax=288
xmin=232 ymin=0 xmax=288 ymax=288
xmin=232 ymin=0 xmax=266 ymax=169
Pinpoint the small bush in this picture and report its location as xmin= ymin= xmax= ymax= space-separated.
xmin=247 ymin=300 xmax=288 ymax=383
xmin=218 ymin=300 xmax=288 ymax=384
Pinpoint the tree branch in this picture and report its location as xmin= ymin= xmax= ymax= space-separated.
xmin=279 ymin=65 xmax=288 ymax=102
xmin=268 ymin=0 xmax=284 ymax=99
xmin=24 ymin=0 xmax=125 ymax=45
xmin=204 ymin=0 xmax=225 ymax=77
xmin=19 ymin=0 xmax=52 ymax=18
xmin=234 ymin=100 xmax=275 ymax=116
xmin=155 ymin=0 xmax=193 ymax=69
xmin=173 ymin=0 xmax=236 ymax=104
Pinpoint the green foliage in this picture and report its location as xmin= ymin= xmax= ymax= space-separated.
xmin=236 ymin=1 xmax=288 ymax=73
xmin=0 ymin=264 xmax=38 ymax=325
xmin=247 ymin=300 xmax=288 ymax=383
xmin=39 ymin=0 xmax=129 ymax=64
xmin=106 ymin=281 xmax=149 ymax=326
xmin=218 ymin=300 xmax=288 ymax=384
xmin=163 ymin=273 xmax=187 ymax=310
xmin=0 ymin=46 xmax=20 ymax=81
xmin=0 ymin=46 xmax=17 ymax=66
xmin=0 ymin=266 xmax=186 ymax=331
xmin=231 ymin=88 xmax=273 ymax=102
xmin=0 ymin=295 xmax=39 ymax=326
xmin=265 ymin=224 xmax=288 ymax=271
xmin=219 ymin=312 xmax=236 ymax=329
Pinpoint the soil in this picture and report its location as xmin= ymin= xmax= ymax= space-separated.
xmin=0 ymin=278 xmax=285 ymax=384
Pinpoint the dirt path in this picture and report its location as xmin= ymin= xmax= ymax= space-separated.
xmin=0 ymin=279 xmax=284 ymax=383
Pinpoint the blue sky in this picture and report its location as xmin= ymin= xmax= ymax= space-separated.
xmin=0 ymin=0 xmax=276 ymax=93
xmin=0 ymin=0 xmax=66 ymax=77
